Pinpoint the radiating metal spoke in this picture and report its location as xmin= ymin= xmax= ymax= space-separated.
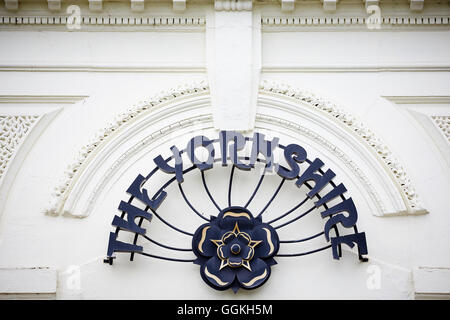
xmin=273 ymin=205 xmax=316 ymax=230
xmin=228 ymin=165 xmax=235 ymax=207
xmin=131 ymin=219 xmax=192 ymax=261
xmin=136 ymin=252 xmax=196 ymax=263
xmin=130 ymin=206 xmax=146 ymax=262
xmin=178 ymin=183 xmax=210 ymax=222
xmin=257 ymin=178 xmax=286 ymax=217
xmin=275 ymin=244 xmax=332 ymax=257
xmin=201 ymin=171 xmax=221 ymax=212
xmin=280 ymin=231 xmax=324 ymax=244
xmin=117 ymin=144 xmax=350 ymax=265
xmin=244 ymin=166 xmax=267 ymax=208
xmin=141 ymin=234 xmax=193 ymax=252
xmin=149 ymin=208 xmax=194 ymax=237
xmin=266 ymin=195 xmax=309 ymax=225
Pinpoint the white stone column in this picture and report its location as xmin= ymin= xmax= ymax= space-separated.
xmin=206 ymin=1 xmax=261 ymax=131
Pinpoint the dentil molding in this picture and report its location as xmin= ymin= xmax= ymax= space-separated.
xmin=261 ymin=16 xmax=450 ymax=29
xmin=0 ymin=15 xmax=206 ymax=29
xmin=1 ymin=0 xmax=449 ymax=30
xmin=1 ymin=0 xmax=440 ymax=14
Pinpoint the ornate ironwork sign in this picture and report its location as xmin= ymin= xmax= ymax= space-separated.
xmin=104 ymin=131 xmax=368 ymax=293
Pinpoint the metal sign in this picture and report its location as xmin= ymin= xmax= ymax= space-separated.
xmin=104 ymin=131 xmax=368 ymax=293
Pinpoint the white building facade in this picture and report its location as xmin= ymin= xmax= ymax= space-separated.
xmin=0 ymin=0 xmax=449 ymax=299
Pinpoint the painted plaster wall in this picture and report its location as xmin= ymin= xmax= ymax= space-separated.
xmin=0 ymin=1 xmax=449 ymax=299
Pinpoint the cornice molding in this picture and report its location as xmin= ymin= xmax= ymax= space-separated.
xmin=2 ymin=15 xmax=448 ymax=30
xmin=2 ymin=1 xmax=449 ymax=29
xmin=0 ymin=63 xmax=206 ymax=73
xmin=262 ymin=63 xmax=450 ymax=73
xmin=261 ymin=16 xmax=450 ymax=29
xmin=0 ymin=95 xmax=89 ymax=104
xmin=381 ymin=96 xmax=450 ymax=104
xmin=2 ymin=0 xmax=445 ymax=14
xmin=0 ymin=15 xmax=206 ymax=29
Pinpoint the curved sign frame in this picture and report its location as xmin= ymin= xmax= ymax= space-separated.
xmin=104 ymin=131 xmax=368 ymax=292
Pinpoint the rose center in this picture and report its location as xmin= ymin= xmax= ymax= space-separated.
xmin=230 ymin=243 xmax=241 ymax=254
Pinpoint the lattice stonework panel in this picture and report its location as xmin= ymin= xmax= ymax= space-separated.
xmin=0 ymin=115 xmax=39 ymax=181
xmin=431 ymin=115 xmax=450 ymax=142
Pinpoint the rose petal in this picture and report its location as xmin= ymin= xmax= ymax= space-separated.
xmin=192 ymin=223 xmax=221 ymax=257
xmin=236 ymin=258 xmax=270 ymax=289
xmin=201 ymin=256 xmax=235 ymax=289
xmin=251 ymin=224 xmax=279 ymax=258
xmin=240 ymin=245 xmax=254 ymax=261
xmin=237 ymin=232 xmax=251 ymax=245
xmin=218 ymin=207 xmax=254 ymax=231
xmin=217 ymin=245 xmax=227 ymax=260
xmin=222 ymin=231 xmax=236 ymax=245
xmin=227 ymin=256 xmax=243 ymax=267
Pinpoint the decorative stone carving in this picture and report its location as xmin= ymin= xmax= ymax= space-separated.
xmin=0 ymin=96 xmax=85 ymax=219
xmin=0 ymin=115 xmax=39 ymax=182
xmin=259 ymin=81 xmax=426 ymax=215
xmin=255 ymin=113 xmax=386 ymax=216
xmin=431 ymin=116 xmax=450 ymax=142
xmin=47 ymin=81 xmax=209 ymax=216
xmin=47 ymin=81 xmax=427 ymax=217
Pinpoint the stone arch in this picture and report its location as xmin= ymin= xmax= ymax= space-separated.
xmin=46 ymin=81 xmax=427 ymax=218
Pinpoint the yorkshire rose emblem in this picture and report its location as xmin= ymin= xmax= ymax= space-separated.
xmin=192 ymin=207 xmax=280 ymax=292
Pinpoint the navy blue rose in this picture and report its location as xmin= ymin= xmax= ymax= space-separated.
xmin=192 ymin=206 xmax=279 ymax=293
